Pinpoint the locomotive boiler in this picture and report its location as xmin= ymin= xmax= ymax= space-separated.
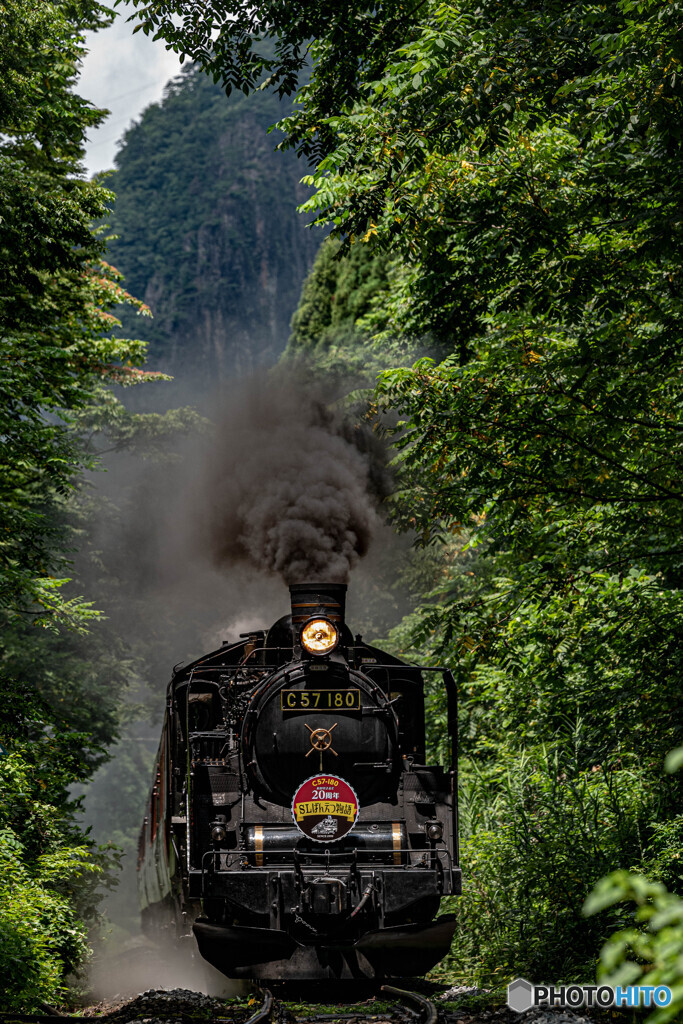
xmin=137 ymin=582 xmax=460 ymax=980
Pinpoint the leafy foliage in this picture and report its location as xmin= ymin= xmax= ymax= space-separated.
xmin=0 ymin=0 xmax=175 ymax=1006
xmin=584 ymin=872 xmax=683 ymax=1024
xmin=126 ymin=0 xmax=424 ymax=161
xmin=581 ymin=749 xmax=683 ymax=1023
xmin=253 ymin=0 xmax=683 ymax=985
xmin=284 ymin=237 xmax=396 ymax=381
xmin=0 ymin=0 xmax=159 ymax=622
xmin=432 ymin=749 xmax=656 ymax=985
xmin=0 ymin=694 xmax=119 ymax=1009
xmin=288 ymin=238 xmax=389 ymax=350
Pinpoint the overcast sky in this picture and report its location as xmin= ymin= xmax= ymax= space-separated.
xmin=79 ymin=2 xmax=184 ymax=176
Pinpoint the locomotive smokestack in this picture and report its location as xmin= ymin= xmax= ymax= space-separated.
xmin=289 ymin=582 xmax=347 ymax=633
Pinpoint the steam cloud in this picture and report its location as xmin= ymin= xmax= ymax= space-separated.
xmin=203 ymin=382 xmax=385 ymax=584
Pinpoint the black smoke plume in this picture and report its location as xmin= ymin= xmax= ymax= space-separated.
xmin=201 ymin=381 xmax=386 ymax=584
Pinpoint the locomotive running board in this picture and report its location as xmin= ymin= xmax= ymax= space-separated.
xmin=192 ymin=915 xmax=456 ymax=980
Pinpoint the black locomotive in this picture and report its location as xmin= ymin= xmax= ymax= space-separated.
xmin=137 ymin=582 xmax=460 ymax=980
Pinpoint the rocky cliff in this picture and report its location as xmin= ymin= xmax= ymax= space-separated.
xmin=106 ymin=65 xmax=321 ymax=386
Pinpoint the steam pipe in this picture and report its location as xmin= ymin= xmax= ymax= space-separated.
xmin=349 ymin=880 xmax=375 ymax=918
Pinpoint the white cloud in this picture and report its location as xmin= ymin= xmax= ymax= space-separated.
xmin=78 ymin=2 xmax=184 ymax=176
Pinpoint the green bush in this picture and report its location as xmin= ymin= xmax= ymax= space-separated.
xmin=0 ymin=743 xmax=118 ymax=1009
xmin=432 ymin=746 xmax=652 ymax=985
xmin=0 ymin=827 xmax=83 ymax=1009
xmin=581 ymin=748 xmax=683 ymax=1023
xmin=585 ymin=872 xmax=683 ymax=1024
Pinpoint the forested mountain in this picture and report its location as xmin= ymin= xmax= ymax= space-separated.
xmin=105 ymin=64 xmax=320 ymax=384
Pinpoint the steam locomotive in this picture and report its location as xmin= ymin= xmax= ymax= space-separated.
xmin=137 ymin=583 xmax=460 ymax=980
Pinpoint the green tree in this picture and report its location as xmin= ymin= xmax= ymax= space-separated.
xmin=0 ymin=0 xmax=169 ymax=1006
xmin=0 ymin=0 xmax=159 ymax=622
xmin=284 ymin=236 xmax=396 ymax=381
xmin=127 ymin=0 xmax=422 ymax=159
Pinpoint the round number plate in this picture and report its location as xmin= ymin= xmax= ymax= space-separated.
xmin=291 ymin=774 xmax=359 ymax=842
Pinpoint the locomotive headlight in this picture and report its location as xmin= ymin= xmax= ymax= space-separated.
xmin=301 ymin=618 xmax=339 ymax=655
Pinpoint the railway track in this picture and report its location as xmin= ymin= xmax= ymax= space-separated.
xmin=245 ymin=984 xmax=437 ymax=1024
xmin=0 ymin=984 xmax=439 ymax=1024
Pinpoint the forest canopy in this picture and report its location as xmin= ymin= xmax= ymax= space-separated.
xmin=133 ymin=0 xmax=683 ymax=1006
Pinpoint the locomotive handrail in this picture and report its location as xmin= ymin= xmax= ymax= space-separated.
xmin=175 ymin=657 xmax=449 ymax=672
xmin=202 ymin=845 xmax=451 ymax=859
xmin=200 ymin=845 xmax=452 ymax=872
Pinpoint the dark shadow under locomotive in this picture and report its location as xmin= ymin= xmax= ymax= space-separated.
xmin=138 ymin=582 xmax=460 ymax=980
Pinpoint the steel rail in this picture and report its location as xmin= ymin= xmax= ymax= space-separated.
xmin=380 ymin=986 xmax=438 ymax=1024
xmin=243 ymin=987 xmax=274 ymax=1024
